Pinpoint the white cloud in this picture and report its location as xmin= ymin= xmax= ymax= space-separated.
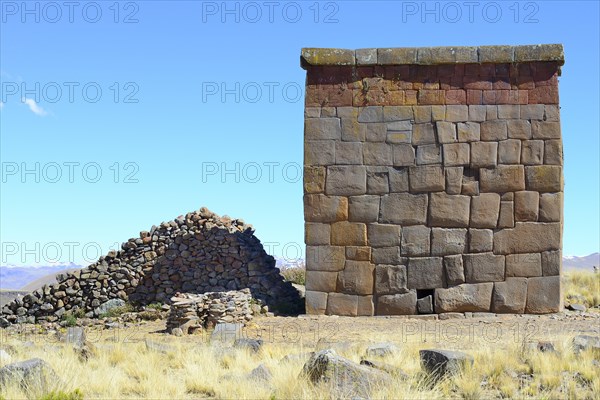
xmin=22 ymin=98 xmax=48 ymax=116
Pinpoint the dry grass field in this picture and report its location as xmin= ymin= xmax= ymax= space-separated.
xmin=1 ymin=271 xmax=599 ymax=400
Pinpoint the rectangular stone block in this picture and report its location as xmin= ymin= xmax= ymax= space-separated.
xmin=544 ymin=105 xmax=560 ymax=122
xmin=469 ymin=229 xmax=493 ymax=252
xmin=305 ymin=223 xmax=330 ymax=245
xmin=341 ymin=118 xmax=366 ymax=142
xmin=335 ymin=141 xmax=363 ymax=165
xmin=331 ymin=221 xmax=367 ymax=246
xmin=368 ymin=223 xmax=401 ymax=247
xmin=409 ymin=166 xmax=445 ymax=192
xmin=520 ymin=104 xmax=545 ymax=120
xmin=497 ymin=105 xmax=520 ymax=119
xmin=393 ymin=144 xmax=416 ymax=166
xmin=327 ymin=293 xmax=358 ymax=316
xmin=321 ymin=107 xmax=337 ymax=117
xmin=470 ymin=193 xmax=500 ymax=228
xmin=304 ymin=166 xmax=326 ymax=194
xmin=429 ymin=193 xmax=470 ymax=227
xmin=325 ymin=165 xmax=367 ymax=195
xmin=525 ymin=276 xmax=561 ymax=313
xmin=525 ymin=165 xmax=562 ymax=192
xmin=444 ymin=255 xmax=465 ymax=285
xmin=470 ymin=141 xmax=498 ymax=168
xmin=413 ymin=105 xmax=432 ymax=123
xmin=305 ymin=107 xmax=321 ymax=118
xmin=435 ymin=121 xmax=457 ymax=144
xmin=304 ymin=194 xmax=348 ymax=222
xmin=434 ymin=283 xmax=493 ymax=313
xmin=539 ymin=192 xmax=562 ymax=222
xmin=443 ymin=143 xmax=470 ymax=166
xmin=416 ymin=144 xmax=442 ymax=165
xmin=349 ymin=195 xmax=380 ymax=222
xmin=521 ymin=140 xmax=544 ymax=165
xmin=306 ymin=271 xmax=338 ymax=292
xmin=346 ymin=246 xmax=371 ymax=261
xmin=337 ymin=261 xmax=374 ymax=295
xmin=498 ymin=201 xmax=515 ymax=228
xmin=401 ymin=225 xmax=431 ymax=256
xmin=445 ymin=105 xmax=468 ymax=122
xmin=463 ymin=253 xmax=505 ymax=283
xmin=367 ymin=169 xmax=389 ymax=194
xmin=493 ymin=222 xmax=561 ymax=254
xmin=363 ymin=142 xmax=393 ymax=166
xmin=305 ymin=290 xmax=328 ymax=315
xmin=480 ymin=120 xmax=508 ymax=141
xmin=305 ymin=118 xmax=341 ymax=140
xmin=532 ymin=121 xmax=561 ymax=139
xmin=375 ymin=264 xmax=408 ymax=295
xmin=380 ymin=193 xmax=428 ymax=225
xmin=445 ymin=167 xmax=463 ymax=195
xmin=468 ymin=105 xmax=486 ymax=122
xmin=306 ymin=246 xmax=345 ymax=271
xmin=506 ymin=253 xmax=542 ymax=277
xmin=384 ymin=106 xmax=413 ymax=122
xmin=377 ymin=291 xmax=417 ymax=315
xmin=431 ymin=228 xmax=468 ymax=256
xmin=407 ymin=257 xmax=445 ymax=289
xmin=412 ymin=123 xmax=436 ymax=145
xmin=492 ymin=278 xmax=527 ymax=313
xmin=514 ymin=191 xmax=539 ymax=221
xmin=507 ymin=120 xmax=532 ymax=139
xmin=544 ymin=139 xmax=563 ymax=165
xmin=497 ymin=139 xmax=521 ymax=164
xmin=305 ymin=140 xmax=335 ymax=166
xmin=461 ymin=180 xmax=479 ymax=196
xmin=480 ymin=165 xmax=525 ymax=192
xmin=389 ymin=167 xmax=410 ymax=192
xmin=365 ymin=123 xmax=387 ymax=142
xmin=358 ymin=106 xmax=384 ymax=123
xmin=457 ymin=122 xmax=480 ymax=142
xmin=541 ymin=250 xmax=561 ymax=276
xmin=372 ymin=247 xmax=401 ymax=264
xmin=357 ymin=295 xmax=374 ymax=316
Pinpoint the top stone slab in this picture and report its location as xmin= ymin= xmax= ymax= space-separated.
xmin=300 ymin=44 xmax=564 ymax=67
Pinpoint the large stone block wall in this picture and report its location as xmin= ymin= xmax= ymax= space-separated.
xmin=1 ymin=208 xmax=302 ymax=324
xmin=301 ymin=45 xmax=564 ymax=316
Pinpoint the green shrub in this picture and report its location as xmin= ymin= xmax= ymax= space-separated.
xmin=280 ymin=265 xmax=306 ymax=285
xmin=40 ymin=389 xmax=84 ymax=400
xmin=61 ymin=313 xmax=78 ymax=327
xmin=145 ymin=302 xmax=163 ymax=311
xmin=100 ymin=303 xmax=134 ymax=318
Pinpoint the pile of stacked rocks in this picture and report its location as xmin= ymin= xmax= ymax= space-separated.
xmin=166 ymin=288 xmax=254 ymax=333
xmin=1 ymin=208 xmax=302 ymax=324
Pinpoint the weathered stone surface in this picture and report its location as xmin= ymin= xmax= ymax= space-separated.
xmin=445 ymin=167 xmax=463 ymax=194
xmin=457 ymin=122 xmax=480 ymax=142
xmin=341 ymin=118 xmax=366 ymax=142
xmin=445 ymin=105 xmax=468 ymax=122
xmin=470 ymin=193 xmax=500 ymax=228
xmin=380 ymin=193 xmax=428 ymax=225
xmin=521 ymin=140 xmax=544 ymax=165
xmin=377 ymin=291 xmax=417 ymax=315
xmin=306 ymin=271 xmax=338 ymax=292
xmin=498 ymin=201 xmax=515 ymax=228
xmin=544 ymin=140 xmax=563 ymax=165
xmin=327 ymin=293 xmax=358 ymax=316
xmin=434 ymin=283 xmax=494 ymax=313
xmin=326 ymin=166 xmax=367 ymax=196
xmin=412 ymin=123 xmax=436 ymax=145
xmin=378 ymin=48 xmax=417 ymax=64
xmin=364 ymin=142 xmax=393 ymax=166
xmin=480 ymin=120 xmax=507 ymax=141
xmin=358 ymin=106 xmax=384 ymax=123
xmin=507 ymin=120 xmax=532 ymax=139
xmin=407 ymin=257 xmax=445 ymax=289
xmin=210 ymin=323 xmax=244 ymax=344
xmin=443 ymin=143 xmax=470 ymax=166
xmin=573 ymin=335 xmax=600 ymax=354
xmin=463 ymin=253 xmax=505 ymax=283
xmin=301 ymin=48 xmax=355 ymax=65
xmin=514 ymin=191 xmax=539 ymax=221
xmin=389 ymin=167 xmax=409 ymax=192
xmin=304 ymin=194 xmax=348 ymax=223
xmin=493 ymin=222 xmax=561 ymax=254
xmin=0 ymin=358 xmax=57 ymax=394
xmin=305 ymin=291 xmax=328 ymax=315
xmin=375 ymin=265 xmax=408 ymax=295
xmin=428 ymin=193 xmax=470 ymax=227
xmin=431 ymin=228 xmax=467 ymax=256
xmin=470 ymin=142 xmax=497 ymax=168
xmin=498 ymin=139 xmax=521 ymax=164
xmin=304 ymin=166 xmax=326 ymax=193
xmin=356 ymin=48 xmax=377 ymax=65
xmin=337 ymin=261 xmax=374 ymax=295
xmin=420 ymin=349 xmax=474 ymax=379
xmin=541 ymin=250 xmax=561 ymax=276
xmin=365 ymin=343 xmax=400 ymax=358
xmin=305 ymin=118 xmax=342 ymax=140
xmin=417 ymin=295 xmax=433 ymax=314
xmin=302 ymin=349 xmax=392 ymax=398
xmin=532 ymin=121 xmax=561 ymax=139
xmin=384 ymin=106 xmax=413 ymax=122
xmin=368 ymin=224 xmax=401 ymax=247
xmin=506 ymin=253 xmax=542 ymax=277
xmin=436 ymin=121 xmax=457 ymax=143
xmin=357 ymin=295 xmax=374 ymax=316
xmin=444 ymin=255 xmax=465 ymax=285
xmin=480 ymin=165 xmax=525 ymax=192
xmin=393 ymin=144 xmax=416 ymax=166
xmin=401 ymin=225 xmax=431 ymax=256
xmin=346 ymin=246 xmax=371 ymax=261
xmin=416 ymin=144 xmax=442 ymax=165
xmin=525 ymin=276 xmax=561 ymax=313
xmin=335 ymin=141 xmax=363 ymax=165
xmin=305 ymin=140 xmax=335 ymax=166
xmin=525 ymin=165 xmax=562 ymax=192
xmin=331 ymin=222 xmax=367 ymax=246
xmin=305 ymin=223 xmax=330 ymax=245
xmin=409 ymin=166 xmax=445 ymax=192
xmin=521 ymin=105 xmax=545 ymax=120
xmin=306 ymin=246 xmax=345 ymax=271
xmin=348 ymin=195 xmax=380 ymax=223
xmin=367 ymin=168 xmax=389 ymax=195
xmin=468 ymin=229 xmax=493 ymax=253
xmin=413 ymin=106 xmax=431 ymax=123
xmin=235 ymin=338 xmax=264 ymax=353
xmin=492 ymin=278 xmax=527 ymax=314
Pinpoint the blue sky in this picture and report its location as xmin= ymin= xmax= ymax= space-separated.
xmin=0 ymin=0 xmax=598 ymax=266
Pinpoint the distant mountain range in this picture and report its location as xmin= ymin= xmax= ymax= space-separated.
xmin=0 ymin=253 xmax=596 ymax=291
